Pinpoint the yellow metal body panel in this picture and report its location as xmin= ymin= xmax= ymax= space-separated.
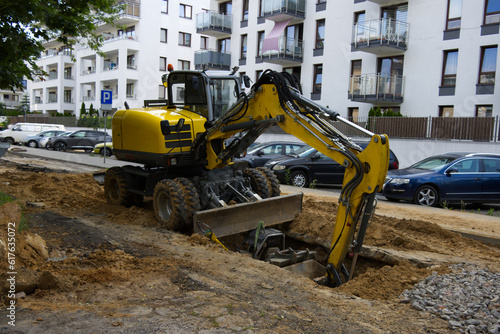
xmin=112 ymin=107 xmax=207 ymax=155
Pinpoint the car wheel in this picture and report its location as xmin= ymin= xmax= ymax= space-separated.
xmin=27 ymin=140 xmax=38 ymax=148
xmin=414 ymin=185 xmax=439 ymax=207
xmin=290 ymin=170 xmax=309 ymax=188
xmin=4 ymin=137 xmax=14 ymax=144
xmin=54 ymin=141 xmax=67 ymax=152
xmin=99 ymin=147 xmax=113 ymax=157
xmin=85 ymin=148 xmax=93 ymax=153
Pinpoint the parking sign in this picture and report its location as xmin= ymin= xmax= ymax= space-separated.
xmin=101 ymin=90 xmax=112 ymax=110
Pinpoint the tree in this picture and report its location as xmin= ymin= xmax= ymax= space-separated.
xmin=80 ymin=102 xmax=87 ymax=115
xmin=0 ymin=0 xmax=122 ymax=91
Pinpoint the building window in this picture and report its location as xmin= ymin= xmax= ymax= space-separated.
xmin=179 ymin=4 xmax=192 ymax=19
xmin=240 ymin=34 xmax=247 ymax=60
xmin=442 ymin=50 xmax=458 ymax=86
xmin=315 ymin=19 xmax=325 ymax=49
xmin=446 ymin=0 xmax=462 ymax=30
xmin=484 ymin=0 xmax=500 ymax=25
xmin=178 ymin=60 xmax=190 ymax=70
xmin=318 ymin=0 xmax=326 ymax=3
xmin=257 ymin=31 xmax=265 ymax=56
xmin=219 ymin=1 xmax=232 ymax=14
xmin=161 ymin=0 xmax=168 ymax=13
xmin=242 ymin=0 xmax=249 ymax=21
xmin=476 ymin=105 xmax=493 ymax=117
xmin=350 ymin=60 xmax=362 ymax=95
xmin=348 ymin=108 xmax=359 ymax=122
xmin=439 ymin=106 xmax=454 ymax=117
xmin=313 ymin=64 xmax=323 ymax=94
xmin=478 ymin=46 xmax=497 ymax=84
xmin=256 ymin=70 xmax=263 ymax=82
xmin=126 ymin=83 xmax=134 ymax=98
xmin=159 ymin=85 xmax=166 ymax=99
xmin=200 ymin=36 xmax=208 ymax=50
xmin=179 ymin=32 xmax=191 ymax=47
xmin=218 ymin=38 xmax=230 ymax=53
xmin=160 ymin=28 xmax=167 ymax=43
xmin=160 ymin=57 xmax=167 ymax=71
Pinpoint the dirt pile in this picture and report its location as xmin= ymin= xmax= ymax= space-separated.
xmin=0 ymin=164 xmax=499 ymax=333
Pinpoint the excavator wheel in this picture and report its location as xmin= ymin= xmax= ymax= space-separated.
xmin=153 ymin=179 xmax=187 ymax=230
xmin=243 ymin=168 xmax=270 ymax=199
xmin=256 ymin=167 xmax=281 ymax=198
xmin=104 ymin=167 xmax=134 ymax=207
xmin=175 ymin=177 xmax=201 ymax=229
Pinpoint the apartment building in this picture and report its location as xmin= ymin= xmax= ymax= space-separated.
xmin=196 ymin=0 xmax=499 ymax=119
xmin=28 ymin=0 xmax=210 ymax=116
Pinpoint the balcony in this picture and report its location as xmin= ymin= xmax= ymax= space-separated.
xmin=261 ymin=0 xmax=306 ymax=22
xmin=348 ymin=73 xmax=405 ymax=104
xmin=116 ymin=1 xmax=140 ymax=25
xmin=259 ymin=37 xmax=303 ymax=65
xmin=196 ymin=11 xmax=232 ymax=37
xmin=194 ymin=50 xmax=231 ymax=70
xmin=366 ymin=0 xmax=393 ymax=4
xmin=352 ymin=18 xmax=409 ymax=55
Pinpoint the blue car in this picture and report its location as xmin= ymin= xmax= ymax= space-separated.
xmin=382 ymin=153 xmax=500 ymax=207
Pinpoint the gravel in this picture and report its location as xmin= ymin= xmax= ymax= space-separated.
xmin=400 ymin=264 xmax=500 ymax=333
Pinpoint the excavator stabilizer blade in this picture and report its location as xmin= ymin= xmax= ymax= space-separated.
xmin=193 ymin=193 xmax=303 ymax=238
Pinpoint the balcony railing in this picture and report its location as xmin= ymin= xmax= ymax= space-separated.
xmin=82 ymin=96 xmax=95 ymax=101
xmin=82 ymin=67 xmax=96 ymax=75
xmin=103 ymin=62 xmax=119 ymax=71
xmin=260 ymin=36 xmax=303 ymax=63
xmin=196 ymin=11 xmax=232 ymax=36
xmin=118 ymin=1 xmax=140 ymax=19
xmin=261 ymin=0 xmax=306 ymax=20
xmin=194 ymin=50 xmax=231 ymax=70
xmin=47 ymin=97 xmax=58 ymax=103
xmin=352 ymin=18 xmax=409 ymax=51
xmin=349 ymin=73 xmax=405 ymax=102
xmin=103 ymin=33 xmax=138 ymax=44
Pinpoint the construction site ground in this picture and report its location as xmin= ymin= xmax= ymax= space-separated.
xmin=1 ymin=151 xmax=500 ymax=333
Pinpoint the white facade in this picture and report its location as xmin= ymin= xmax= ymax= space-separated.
xmin=28 ymin=0 xmax=210 ymax=117
xmin=201 ymin=0 xmax=499 ymax=119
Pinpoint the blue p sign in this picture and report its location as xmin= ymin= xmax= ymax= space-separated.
xmin=101 ymin=90 xmax=112 ymax=110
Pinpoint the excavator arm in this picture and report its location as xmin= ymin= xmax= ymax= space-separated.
xmin=198 ymin=70 xmax=390 ymax=286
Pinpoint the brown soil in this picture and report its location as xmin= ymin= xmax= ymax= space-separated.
xmin=0 ymin=156 xmax=499 ymax=333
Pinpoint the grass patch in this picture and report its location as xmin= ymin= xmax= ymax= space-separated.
xmin=0 ymin=191 xmax=29 ymax=231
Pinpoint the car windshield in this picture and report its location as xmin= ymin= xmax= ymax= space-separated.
xmin=410 ymin=156 xmax=458 ymax=170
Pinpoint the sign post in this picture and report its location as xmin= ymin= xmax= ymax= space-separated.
xmin=100 ymin=90 xmax=112 ymax=163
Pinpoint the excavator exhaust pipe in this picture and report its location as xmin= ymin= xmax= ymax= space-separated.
xmin=193 ymin=193 xmax=303 ymax=238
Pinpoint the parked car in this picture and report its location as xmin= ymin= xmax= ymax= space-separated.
xmin=264 ymin=142 xmax=399 ymax=188
xmin=47 ymin=130 xmax=111 ymax=152
xmin=236 ymin=141 xmax=306 ymax=168
xmin=382 ymin=152 xmax=500 ymax=207
xmin=0 ymin=123 xmax=65 ymax=144
xmin=24 ymin=130 xmax=66 ymax=148
xmin=93 ymin=142 xmax=113 ymax=157
xmin=43 ymin=131 xmax=73 ymax=149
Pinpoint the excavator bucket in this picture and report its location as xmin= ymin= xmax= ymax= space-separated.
xmin=193 ymin=193 xmax=303 ymax=238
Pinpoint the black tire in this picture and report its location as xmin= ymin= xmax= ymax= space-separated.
xmin=176 ymin=177 xmax=201 ymax=229
xmin=414 ymin=185 xmax=439 ymax=207
xmin=290 ymin=170 xmax=309 ymax=188
xmin=104 ymin=167 xmax=133 ymax=207
xmin=100 ymin=147 xmax=113 ymax=157
xmin=53 ymin=141 xmax=67 ymax=152
xmin=85 ymin=148 xmax=93 ymax=153
xmin=27 ymin=140 xmax=38 ymax=148
xmin=257 ymin=167 xmax=281 ymax=197
xmin=153 ymin=179 xmax=187 ymax=230
xmin=244 ymin=168 xmax=270 ymax=199
xmin=4 ymin=137 xmax=14 ymax=144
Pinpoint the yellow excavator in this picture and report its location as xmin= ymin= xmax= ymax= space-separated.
xmin=102 ymin=67 xmax=389 ymax=287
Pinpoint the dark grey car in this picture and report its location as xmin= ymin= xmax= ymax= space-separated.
xmin=48 ymin=130 xmax=111 ymax=153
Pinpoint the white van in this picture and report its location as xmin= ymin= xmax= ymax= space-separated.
xmin=0 ymin=123 xmax=66 ymax=144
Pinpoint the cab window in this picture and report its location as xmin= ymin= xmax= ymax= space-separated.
xmin=210 ymin=79 xmax=239 ymax=119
